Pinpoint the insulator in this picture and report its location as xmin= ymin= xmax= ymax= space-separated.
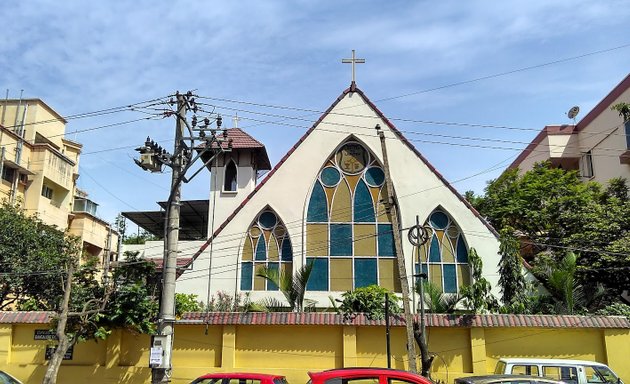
xmin=191 ymin=116 xmax=197 ymax=127
xmin=186 ymin=91 xmax=192 ymax=97
xmin=217 ymin=115 xmax=222 ymax=128
xmin=145 ymin=137 xmax=151 ymax=146
xmin=223 ymin=129 xmax=228 ymax=138
xmin=204 ymin=117 xmax=210 ymax=126
xmin=199 ymin=130 xmax=206 ymax=138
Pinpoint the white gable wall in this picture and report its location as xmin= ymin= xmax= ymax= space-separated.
xmin=176 ymin=90 xmax=501 ymax=306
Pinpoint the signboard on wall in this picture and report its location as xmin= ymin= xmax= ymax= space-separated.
xmin=34 ymin=329 xmax=57 ymax=341
xmin=44 ymin=345 xmax=74 ymax=360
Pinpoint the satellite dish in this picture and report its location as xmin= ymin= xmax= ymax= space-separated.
xmin=567 ymin=106 xmax=580 ymax=120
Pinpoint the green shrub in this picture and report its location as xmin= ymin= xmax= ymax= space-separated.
xmin=333 ymin=285 xmax=401 ymax=320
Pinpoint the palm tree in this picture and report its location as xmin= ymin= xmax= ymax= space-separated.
xmin=256 ymin=262 xmax=314 ymax=312
xmin=418 ymin=280 xmax=461 ymax=313
xmin=540 ymin=252 xmax=604 ymax=315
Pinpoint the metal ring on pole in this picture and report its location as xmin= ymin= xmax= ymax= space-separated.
xmin=407 ymin=224 xmax=430 ymax=246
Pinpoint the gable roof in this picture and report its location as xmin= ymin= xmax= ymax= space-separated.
xmin=199 ymin=127 xmax=271 ymax=170
xmin=185 ymin=84 xmax=498 ymax=267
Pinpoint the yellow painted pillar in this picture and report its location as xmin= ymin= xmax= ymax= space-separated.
xmin=0 ymin=325 xmax=12 ymax=366
xmin=222 ymin=325 xmax=236 ymax=369
xmin=343 ymin=326 xmax=357 ymax=368
xmin=105 ymin=329 xmax=121 ymax=369
xmin=603 ymin=329 xmax=630 ymax=384
xmin=470 ymin=328 xmax=487 ymax=375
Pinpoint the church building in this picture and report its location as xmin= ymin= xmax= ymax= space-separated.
xmin=125 ymin=79 xmax=502 ymax=308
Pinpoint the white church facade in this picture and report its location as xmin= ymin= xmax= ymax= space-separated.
xmin=125 ymin=83 xmax=502 ymax=308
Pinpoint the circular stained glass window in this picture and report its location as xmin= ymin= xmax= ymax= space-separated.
xmin=274 ymin=225 xmax=286 ymax=238
xmin=364 ymin=166 xmax=385 ymax=187
xmin=429 ymin=211 xmax=449 ymax=230
xmin=335 ymin=142 xmax=368 ymax=174
xmin=447 ymin=225 xmax=459 ymax=238
xmin=249 ymin=226 xmax=262 ymax=238
xmin=258 ymin=211 xmax=277 ymax=229
xmin=320 ymin=167 xmax=341 ymax=187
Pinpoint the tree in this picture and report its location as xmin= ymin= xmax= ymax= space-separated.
xmin=460 ymin=248 xmax=499 ymax=313
xmin=123 ymin=228 xmax=160 ymax=244
xmin=498 ymin=227 xmax=527 ymax=312
xmin=469 ymin=163 xmax=630 ymax=307
xmin=256 ymin=262 xmax=314 ymax=312
xmin=332 ymin=285 xmax=401 ymax=320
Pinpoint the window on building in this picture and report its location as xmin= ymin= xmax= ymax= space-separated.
xmin=625 ymin=121 xmax=630 ymax=149
xmin=414 ymin=209 xmax=470 ymax=294
xmin=580 ymin=151 xmax=594 ymax=178
xmin=240 ymin=209 xmax=293 ymax=291
xmin=1 ymin=166 xmax=15 ymax=183
xmin=224 ymin=160 xmax=237 ymax=192
xmin=41 ymin=185 xmax=54 ymax=199
xmin=305 ymin=140 xmax=399 ymax=292
xmin=73 ymin=198 xmax=98 ymax=215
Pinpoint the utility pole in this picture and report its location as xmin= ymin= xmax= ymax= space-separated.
xmin=134 ymin=92 xmax=231 ymax=383
xmin=376 ymin=124 xmax=417 ymax=373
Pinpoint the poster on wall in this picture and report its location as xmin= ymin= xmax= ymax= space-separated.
xmin=44 ymin=345 xmax=74 ymax=360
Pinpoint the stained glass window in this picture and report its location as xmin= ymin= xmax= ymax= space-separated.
xmin=305 ymin=140 xmax=399 ymax=292
xmin=240 ymin=209 xmax=293 ymax=291
xmin=414 ymin=209 xmax=470 ymax=294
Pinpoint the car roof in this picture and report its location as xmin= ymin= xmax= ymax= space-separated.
xmin=498 ymin=358 xmax=608 ymax=367
xmin=455 ymin=375 xmax=563 ymax=384
xmin=196 ymin=373 xmax=285 ymax=380
xmin=308 ymin=368 xmax=428 ymax=381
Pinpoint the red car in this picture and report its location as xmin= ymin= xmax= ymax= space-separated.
xmin=191 ymin=373 xmax=289 ymax=384
xmin=307 ymin=368 xmax=433 ymax=384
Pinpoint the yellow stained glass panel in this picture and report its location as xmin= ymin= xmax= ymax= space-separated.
xmin=281 ymin=262 xmax=292 ymax=276
xmin=325 ymin=186 xmax=335 ymax=208
xmin=379 ymin=259 xmax=401 ymax=292
xmin=306 ymin=224 xmax=328 ymax=256
xmin=331 ymin=180 xmax=352 ymax=222
xmin=268 ymin=236 xmax=279 ymax=261
xmin=354 ymin=224 xmax=376 ymax=256
xmin=345 ymin=174 xmax=360 ymax=192
xmin=242 ymin=237 xmax=253 ymax=261
xmin=254 ymin=263 xmax=266 ymax=290
xmin=430 ymin=264 xmax=443 ymax=291
xmin=457 ymin=265 xmax=471 ymax=288
xmin=442 ymin=237 xmax=455 ymax=263
xmin=376 ymin=189 xmax=391 ymax=223
xmin=330 ymin=258 xmax=352 ymax=291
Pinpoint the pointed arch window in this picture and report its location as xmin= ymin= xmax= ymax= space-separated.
xmin=305 ymin=140 xmax=400 ymax=292
xmin=224 ymin=159 xmax=237 ymax=192
xmin=414 ymin=209 xmax=470 ymax=294
xmin=240 ymin=209 xmax=293 ymax=291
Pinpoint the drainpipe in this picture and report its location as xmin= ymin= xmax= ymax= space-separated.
xmin=11 ymin=102 xmax=27 ymax=203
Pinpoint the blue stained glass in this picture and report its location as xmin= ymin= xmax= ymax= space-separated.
xmin=321 ymin=167 xmax=341 ymax=187
xmin=240 ymin=262 xmax=253 ymax=290
xmin=307 ymin=181 xmax=328 ymax=222
xmin=267 ymin=262 xmax=279 ymax=291
xmin=306 ymin=258 xmax=328 ymax=291
xmin=259 ymin=211 xmax=277 ymax=229
xmin=255 ymin=237 xmax=266 ymax=261
xmin=354 ymin=180 xmax=375 ymax=222
xmin=430 ymin=211 xmax=449 ymax=230
xmin=429 ymin=234 xmax=441 ymax=262
xmin=354 ymin=258 xmax=377 ymax=288
xmin=281 ymin=238 xmax=293 ymax=261
xmin=378 ymin=224 xmax=395 ymax=257
xmin=330 ymin=224 xmax=352 ymax=256
xmin=443 ymin=264 xmax=457 ymax=293
xmin=456 ymin=235 xmax=468 ymax=263
xmin=365 ymin=167 xmax=385 ymax=187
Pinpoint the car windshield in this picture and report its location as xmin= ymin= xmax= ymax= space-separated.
xmin=593 ymin=366 xmax=622 ymax=384
xmin=274 ymin=378 xmax=289 ymax=384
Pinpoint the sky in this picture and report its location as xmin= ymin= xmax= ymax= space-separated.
xmin=2 ymin=0 xmax=630 ymax=233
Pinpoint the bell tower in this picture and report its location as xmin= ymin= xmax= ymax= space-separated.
xmin=204 ymin=126 xmax=271 ymax=234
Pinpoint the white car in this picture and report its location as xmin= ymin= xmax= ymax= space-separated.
xmin=494 ymin=358 xmax=622 ymax=384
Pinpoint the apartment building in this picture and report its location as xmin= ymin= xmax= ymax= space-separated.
xmin=0 ymin=98 xmax=118 ymax=270
xmin=509 ymin=73 xmax=630 ymax=183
